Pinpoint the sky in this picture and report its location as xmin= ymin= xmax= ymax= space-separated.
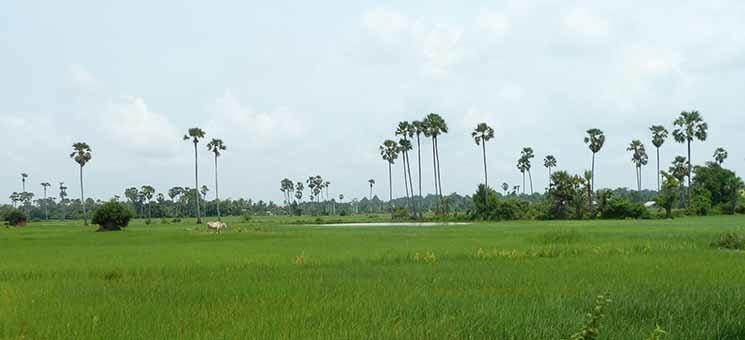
xmin=1 ymin=0 xmax=744 ymax=204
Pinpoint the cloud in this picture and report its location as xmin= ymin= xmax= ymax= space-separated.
xmin=476 ymin=9 xmax=510 ymax=37
xmin=562 ymin=8 xmax=610 ymax=39
xmin=100 ymin=96 xmax=181 ymax=157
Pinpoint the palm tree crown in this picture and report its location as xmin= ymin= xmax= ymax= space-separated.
xmin=207 ymin=138 xmax=226 ymax=156
xmin=471 ymin=123 xmax=494 ymax=145
xmin=70 ymin=142 xmax=92 ymax=167
xmin=650 ymin=125 xmax=668 ymax=148
xmin=672 ymin=111 xmax=707 ymax=143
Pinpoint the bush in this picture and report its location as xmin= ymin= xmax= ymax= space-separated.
xmin=688 ymin=185 xmax=712 ymax=216
xmin=711 ymin=232 xmax=745 ymax=250
xmin=4 ymin=209 xmax=27 ymax=227
xmin=92 ymin=201 xmax=133 ymax=231
xmin=242 ymin=214 xmax=252 ymax=222
xmin=599 ymin=198 xmax=647 ymax=219
xmin=391 ymin=207 xmax=409 ymax=220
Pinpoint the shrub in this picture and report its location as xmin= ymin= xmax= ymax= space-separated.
xmin=171 ymin=218 xmax=182 ymax=223
xmin=711 ymin=232 xmax=745 ymax=250
xmin=391 ymin=207 xmax=409 ymax=220
xmin=599 ymin=199 xmax=647 ymax=219
xmin=242 ymin=214 xmax=252 ymax=222
xmin=688 ymin=184 xmax=712 ymax=216
xmin=92 ymin=201 xmax=133 ymax=232
xmin=4 ymin=209 xmax=27 ymax=227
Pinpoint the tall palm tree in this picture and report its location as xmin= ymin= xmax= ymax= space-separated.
xmin=412 ymin=120 xmax=425 ymax=199
xmin=472 ymin=122 xmax=495 ymax=187
xmin=501 ymin=182 xmax=509 ymax=196
xmin=21 ymin=173 xmax=28 ymax=193
xmin=423 ymin=113 xmax=448 ymax=210
xmin=295 ymin=182 xmax=304 ymax=204
xmin=627 ymin=140 xmax=649 ymax=192
xmin=713 ymin=147 xmax=728 ymax=165
xmin=70 ymin=142 xmax=92 ymax=225
xmin=183 ymin=128 xmax=206 ymax=224
xmin=380 ymin=139 xmax=399 ymax=209
xmin=280 ymin=178 xmax=295 ymax=213
xmin=521 ymin=147 xmax=535 ymax=194
xmin=517 ymin=157 xmax=527 ymax=195
xmin=398 ymin=138 xmax=416 ymax=215
xmin=368 ymin=179 xmax=375 ymax=200
xmin=396 ymin=122 xmax=418 ymax=214
xmin=206 ymin=138 xmax=227 ymax=221
xmin=544 ymin=155 xmax=557 ymax=182
xmin=59 ymin=182 xmax=68 ymax=220
xmin=40 ymin=182 xmax=51 ymax=220
xmin=140 ymin=185 xmax=155 ymax=221
xmin=584 ymin=128 xmax=605 ymax=217
xmin=650 ymin=125 xmax=668 ymax=192
xmin=672 ymin=111 xmax=707 ymax=204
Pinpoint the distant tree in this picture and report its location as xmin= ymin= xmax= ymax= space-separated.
xmin=183 ymin=127 xmax=206 ymax=224
xmin=59 ymin=182 xmax=68 ymax=220
xmin=397 ymin=121 xmax=418 ymax=216
xmin=472 ymin=122 xmax=495 ymax=188
xmin=521 ymin=147 xmax=535 ymax=194
xmin=70 ymin=142 xmax=92 ymax=225
xmin=380 ymin=139 xmax=399 ymax=205
xmin=295 ymin=182 xmax=304 ymax=203
xmin=627 ymin=140 xmax=649 ymax=192
xmin=411 ymin=120 xmax=425 ymax=199
xmin=140 ymin=185 xmax=155 ymax=221
xmin=200 ymin=185 xmax=209 ymax=200
xmin=713 ymin=147 xmax=728 ymax=165
xmin=368 ymin=179 xmax=375 ymax=200
xmin=40 ymin=182 xmax=51 ymax=220
xmin=544 ymin=155 xmax=557 ymax=182
xmin=21 ymin=173 xmax=28 ymax=193
xmin=280 ymin=178 xmax=295 ymax=210
xmin=650 ymin=125 xmax=669 ymax=192
xmin=206 ymin=138 xmax=227 ymax=221
xmin=423 ymin=113 xmax=448 ymax=210
xmin=584 ymin=128 xmax=605 ymax=217
xmin=124 ymin=187 xmax=139 ymax=215
xmin=9 ymin=192 xmax=20 ymax=208
xmin=501 ymin=182 xmax=509 ymax=196
xmin=517 ymin=157 xmax=527 ymax=195
xmin=672 ymin=111 xmax=707 ymax=205
xmin=670 ymin=156 xmax=689 ymax=207
xmin=656 ymin=171 xmax=679 ymax=219
xmin=398 ymin=138 xmax=415 ymax=215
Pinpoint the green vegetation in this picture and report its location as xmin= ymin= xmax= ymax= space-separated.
xmin=91 ymin=201 xmax=134 ymax=231
xmin=1 ymin=215 xmax=745 ymax=339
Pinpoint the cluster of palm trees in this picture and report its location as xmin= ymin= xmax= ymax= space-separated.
xmin=182 ymin=128 xmax=227 ymax=223
xmin=379 ymin=113 xmax=448 ymax=215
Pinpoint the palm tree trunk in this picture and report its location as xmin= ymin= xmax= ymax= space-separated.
xmin=416 ymin=134 xmax=422 ymax=198
xmin=194 ymin=142 xmax=201 ymax=224
xmin=687 ymin=140 xmax=692 ymax=205
xmin=522 ymin=172 xmax=526 ymax=195
xmin=402 ymin=155 xmax=411 ymax=213
xmin=80 ymin=165 xmax=87 ymax=225
xmin=656 ymin=147 xmax=661 ymax=192
xmin=405 ymin=150 xmax=417 ymax=217
xmin=388 ymin=162 xmax=393 ymax=214
xmin=590 ymin=153 xmax=595 ymax=218
xmin=214 ymin=154 xmax=221 ymax=221
xmin=481 ymin=141 xmax=488 ymax=187
xmin=434 ymin=137 xmax=444 ymax=211
xmin=43 ymin=188 xmax=48 ymax=220
xmin=431 ymin=137 xmax=438 ymax=211
xmin=528 ymin=170 xmax=534 ymax=195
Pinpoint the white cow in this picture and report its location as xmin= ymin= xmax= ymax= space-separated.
xmin=207 ymin=221 xmax=227 ymax=234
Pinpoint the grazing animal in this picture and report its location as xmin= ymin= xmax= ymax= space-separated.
xmin=207 ymin=221 xmax=227 ymax=234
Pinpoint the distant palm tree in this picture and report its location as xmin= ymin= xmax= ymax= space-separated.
xmin=650 ymin=125 xmax=668 ymax=192
xmin=183 ymin=128 xmax=206 ymax=224
xmin=472 ymin=122 xmax=495 ymax=187
xmin=713 ymin=147 xmax=728 ymax=165
xmin=206 ymin=138 xmax=227 ymax=221
xmin=521 ymin=147 xmax=535 ymax=194
xmin=501 ymin=182 xmax=509 ymax=196
xmin=627 ymin=140 xmax=649 ymax=192
xmin=368 ymin=179 xmax=375 ymax=200
xmin=672 ymin=111 xmax=707 ymax=204
xmin=21 ymin=173 xmax=28 ymax=193
xmin=396 ymin=122 xmax=418 ymax=215
xmin=380 ymin=139 xmax=399 ymax=206
xmin=517 ymin=157 xmax=527 ymax=195
xmin=412 ymin=120 xmax=425 ymax=199
xmin=398 ymin=138 xmax=414 ymax=215
xmin=140 ymin=185 xmax=155 ymax=221
xmin=423 ymin=113 xmax=448 ymax=210
xmin=544 ymin=155 xmax=557 ymax=182
xmin=295 ymin=182 xmax=304 ymax=203
xmin=670 ymin=156 xmax=689 ymax=207
xmin=280 ymin=178 xmax=295 ymax=212
xmin=584 ymin=128 xmax=605 ymax=217
xmin=59 ymin=182 xmax=68 ymax=220
xmin=70 ymin=142 xmax=92 ymax=225
xmin=40 ymin=182 xmax=51 ymax=220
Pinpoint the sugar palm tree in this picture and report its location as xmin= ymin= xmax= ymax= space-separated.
xmin=521 ymin=147 xmax=535 ymax=194
xmin=21 ymin=173 xmax=28 ymax=193
xmin=295 ymin=182 xmax=304 ymax=204
xmin=40 ymin=182 xmax=51 ymax=220
xmin=183 ymin=128 xmax=206 ymax=224
xmin=59 ymin=182 xmax=68 ymax=220
xmin=280 ymin=178 xmax=295 ymax=213
xmin=627 ymin=140 xmax=649 ymax=192
xmin=672 ymin=111 xmax=707 ymax=204
xmin=380 ymin=139 xmax=399 ymax=207
xmin=544 ymin=155 xmax=557 ymax=182
xmin=650 ymin=125 xmax=668 ymax=192
xmin=412 ymin=120 xmax=425 ymax=199
xmin=670 ymin=156 xmax=689 ymax=207
xmin=398 ymin=138 xmax=417 ymax=215
xmin=140 ymin=185 xmax=155 ymax=221
xmin=396 ymin=122 xmax=418 ymax=214
xmin=472 ymin=123 xmax=495 ymax=188
xmin=584 ymin=128 xmax=605 ymax=216
xmin=368 ymin=179 xmax=375 ymax=200
xmin=713 ymin=147 xmax=728 ymax=165
xmin=501 ymin=182 xmax=509 ymax=196
xmin=517 ymin=157 xmax=527 ymax=195
xmin=70 ymin=142 xmax=92 ymax=225
xmin=206 ymin=138 xmax=227 ymax=221
xmin=423 ymin=113 xmax=448 ymax=210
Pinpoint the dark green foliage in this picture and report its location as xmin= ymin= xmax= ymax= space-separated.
xmin=688 ymin=184 xmax=712 ymax=216
xmin=92 ymin=201 xmax=133 ymax=231
xmin=599 ymin=198 xmax=647 ymax=219
xmin=547 ymin=171 xmax=587 ymax=220
xmin=392 ymin=207 xmax=409 ymax=220
xmin=470 ymin=185 xmax=531 ymax=221
xmin=710 ymin=233 xmax=745 ymax=250
xmin=4 ymin=209 xmax=27 ymax=226
xmin=692 ymin=162 xmax=742 ymax=207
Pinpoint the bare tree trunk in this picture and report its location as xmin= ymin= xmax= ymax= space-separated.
xmin=405 ymin=149 xmax=417 ymax=217
xmin=402 ymin=156 xmax=410 ymax=213
xmin=482 ymin=141 xmax=488 ymax=187
xmin=194 ymin=142 xmax=202 ymax=224
xmin=590 ymin=153 xmax=595 ymax=218
xmin=215 ymin=154 xmax=221 ymax=221
xmin=388 ymin=162 xmax=393 ymax=215
xmin=656 ymin=147 xmax=661 ymax=192
xmin=528 ymin=170 xmax=534 ymax=195
xmin=416 ymin=134 xmax=422 ymax=201
xmin=434 ymin=137 xmax=444 ymax=212
xmin=431 ymin=137 xmax=438 ymax=211
xmin=687 ymin=140 xmax=692 ymax=206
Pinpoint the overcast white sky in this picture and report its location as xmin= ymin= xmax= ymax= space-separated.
xmin=1 ymin=1 xmax=744 ymax=204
